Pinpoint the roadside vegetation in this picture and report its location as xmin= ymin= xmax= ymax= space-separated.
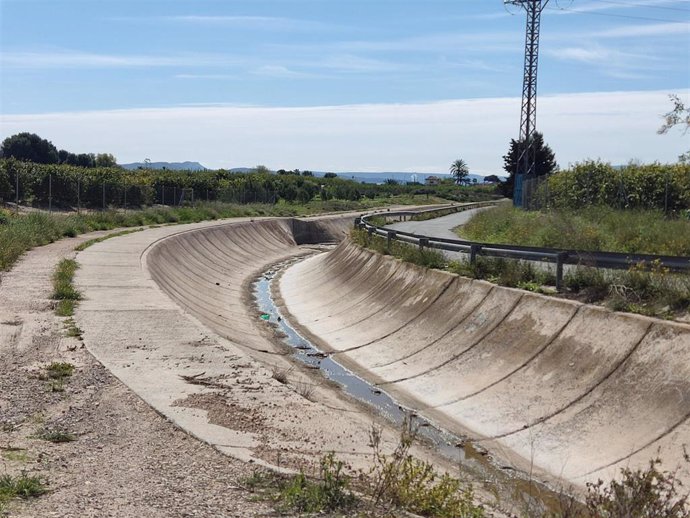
xmin=351 ymin=229 xmax=690 ymax=319
xmin=459 ymin=203 xmax=690 ymax=256
xmin=51 ymin=258 xmax=81 ymax=316
xmin=0 ymin=473 xmax=47 ymax=513
xmin=243 ymin=423 xmax=485 ymax=517
xmin=240 ymin=419 xmax=688 ymax=518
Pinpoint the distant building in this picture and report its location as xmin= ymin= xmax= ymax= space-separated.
xmin=425 ymin=175 xmax=441 ymax=186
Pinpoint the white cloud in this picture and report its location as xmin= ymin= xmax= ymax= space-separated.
xmin=1 ymin=50 xmax=241 ymax=69
xmin=163 ymin=15 xmax=331 ymax=31
xmin=1 ymin=90 xmax=688 ymax=173
xmin=594 ymin=22 xmax=689 ymax=39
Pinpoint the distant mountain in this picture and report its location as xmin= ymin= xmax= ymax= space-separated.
xmin=120 ymin=161 xmax=207 ymax=171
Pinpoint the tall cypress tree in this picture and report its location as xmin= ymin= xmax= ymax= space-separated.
xmin=501 ymin=132 xmax=557 ymax=198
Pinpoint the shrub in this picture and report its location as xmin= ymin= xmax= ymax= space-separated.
xmin=366 ymin=423 xmax=484 ymax=518
xmin=279 ymin=453 xmax=356 ymax=513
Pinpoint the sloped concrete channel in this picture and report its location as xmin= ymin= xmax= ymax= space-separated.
xmin=279 ymin=240 xmax=690 ymax=489
xmin=76 ymin=213 xmax=689 ymax=512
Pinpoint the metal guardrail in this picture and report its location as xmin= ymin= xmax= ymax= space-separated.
xmin=356 ymin=202 xmax=690 ymax=291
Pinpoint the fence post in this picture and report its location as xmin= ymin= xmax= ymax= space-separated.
xmin=387 ymin=230 xmax=396 ymax=253
xmin=665 ymin=172 xmax=669 ymax=214
xmin=162 ymin=185 xmax=165 ymax=205
xmin=470 ymin=245 xmax=481 ymax=265
xmin=102 ymin=182 xmax=106 ymax=211
xmin=77 ymin=177 xmax=81 ymax=214
xmin=15 ymin=168 xmax=19 ymax=214
xmin=556 ymin=252 xmax=568 ymax=292
xmin=48 ymin=173 xmax=52 ymax=213
xmin=124 ymin=186 xmax=127 ymax=212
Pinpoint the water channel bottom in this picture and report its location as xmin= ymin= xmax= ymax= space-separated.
xmin=253 ymin=256 xmax=468 ymax=465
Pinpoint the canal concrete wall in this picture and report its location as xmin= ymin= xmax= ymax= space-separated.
xmin=279 ymin=240 xmax=690 ymax=488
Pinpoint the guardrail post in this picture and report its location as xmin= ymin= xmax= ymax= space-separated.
xmin=354 ymin=217 xmax=361 ymax=229
xmin=419 ymin=237 xmax=429 ymax=250
xmin=387 ymin=231 xmax=396 ymax=253
xmin=367 ymin=227 xmax=374 ymax=236
xmin=470 ymin=245 xmax=481 ymax=265
xmin=556 ymin=252 xmax=568 ymax=292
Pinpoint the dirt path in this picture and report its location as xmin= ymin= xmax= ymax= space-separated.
xmin=0 ymin=234 xmax=276 ymax=517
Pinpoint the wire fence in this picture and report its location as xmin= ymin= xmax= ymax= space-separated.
xmin=0 ymin=173 xmax=280 ymax=214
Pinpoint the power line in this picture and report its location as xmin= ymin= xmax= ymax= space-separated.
xmin=586 ymin=0 xmax=690 ymax=13
xmin=546 ymin=5 xmax=689 ymax=23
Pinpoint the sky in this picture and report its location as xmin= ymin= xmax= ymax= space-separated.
xmin=0 ymin=0 xmax=689 ymax=174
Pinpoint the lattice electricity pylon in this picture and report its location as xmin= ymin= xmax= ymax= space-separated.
xmin=505 ymin=0 xmax=551 ymax=207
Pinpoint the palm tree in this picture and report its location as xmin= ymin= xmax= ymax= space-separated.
xmin=450 ymin=159 xmax=469 ymax=185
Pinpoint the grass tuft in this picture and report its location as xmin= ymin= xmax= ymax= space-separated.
xmin=0 ymin=473 xmax=47 ymax=510
xmin=45 ymin=362 xmax=75 ymax=380
xmin=37 ymin=428 xmax=77 ymax=443
xmin=51 ymin=259 xmax=80 ymax=312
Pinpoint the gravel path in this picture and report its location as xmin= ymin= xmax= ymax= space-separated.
xmin=0 ymin=234 xmax=276 ymax=518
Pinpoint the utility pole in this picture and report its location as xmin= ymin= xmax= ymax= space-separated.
xmin=505 ymin=0 xmax=551 ymax=207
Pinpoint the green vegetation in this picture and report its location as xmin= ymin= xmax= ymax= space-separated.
xmin=352 ymin=225 xmax=689 ymax=318
xmin=501 ymin=132 xmax=558 ymax=199
xmin=0 ymin=159 xmax=499 ymax=211
xmin=74 ymin=228 xmax=143 ymax=251
xmin=551 ymin=457 xmax=689 ymax=518
xmin=243 ymin=424 xmax=484 ymax=517
xmin=279 ymin=454 xmax=356 ymax=514
xmin=37 ymin=428 xmax=77 ymax=443
xmin=0 ymin=473 xmax=47 ymax=511
xmin=51 ymin=259 xmax=80 ymax=316
xmin=44 ymin=362 xmax=75 ymax=380
xmin=459 ymin=204 xmax=690 ymax=256
xmin=367 ymin=424 xmax=483 ymax=518
xmin=534 ymin=161 xmax=690 ymax=213
xmin=351 ymin=229 xmax=447 ymax=270
xmin=0 ymin=190 xmax=462 ymax=274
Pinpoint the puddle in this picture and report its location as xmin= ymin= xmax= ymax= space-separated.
xmin=254 ymin=258 xmax=470 ymax=465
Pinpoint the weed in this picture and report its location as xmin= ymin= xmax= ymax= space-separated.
xmin=74 ymin=228 xmax=143 ymax=251
xmin=460 ymin=204 xmax=690 ymax=256
xmin=64 ymin=319 xmax=82 ymax=338
xmin=294 ymin=381 xmax=315 ymax=401
xmin=51 ymin=259 xmax=80 ymax=302
xmin=279 ymin=453 xmax=356 ymax=514
xmin=366 ymin=422 xmax=484 ymax=518
xmin=55 ymin=299 xmax=76 ymax=317
xmin=37 ymin=428 xmax=77 ymax=443
xmin=49 ymin=380 xmax=65 ymax=392
xmin=271 ymin=366 xmax=292 ymax=384
xmin=547 ymin=457 xmax=689 ymax=518
xmin=0 ymin=473 xmax=47 ymax=509
xmin=45 ymin=362 xmax=75 ymax=380
xmin=351 ymin=229 xmax=448 ymax=270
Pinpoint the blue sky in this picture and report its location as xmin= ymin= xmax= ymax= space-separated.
xmin=1 ymin=0 xmax=689 ymax=172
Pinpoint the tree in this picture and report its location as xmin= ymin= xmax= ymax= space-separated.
xmin=1 ymin=133 xmax=59 ymax=164
xmin=450 ymin=159 xmax=469 ymax=185
xmin=483 ymin=174 xmax=502 ymax=183
xmin=501 ymin=132 xmax=557 ymax=198
xmin=95 ymin=153 xmax=117 ymax=168
xmin=658 ymin=94 xmax=690 ymax=163
xmin=324 ymin=172 xmax=337 ymax=179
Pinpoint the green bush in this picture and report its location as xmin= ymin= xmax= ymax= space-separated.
xmin=540 ymin=161 xmax=690 ymax=212
xmin=460 ymin=204 xmax=690 ymax=256
xmin=279 ymin=453 xmax=356 ymax=513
